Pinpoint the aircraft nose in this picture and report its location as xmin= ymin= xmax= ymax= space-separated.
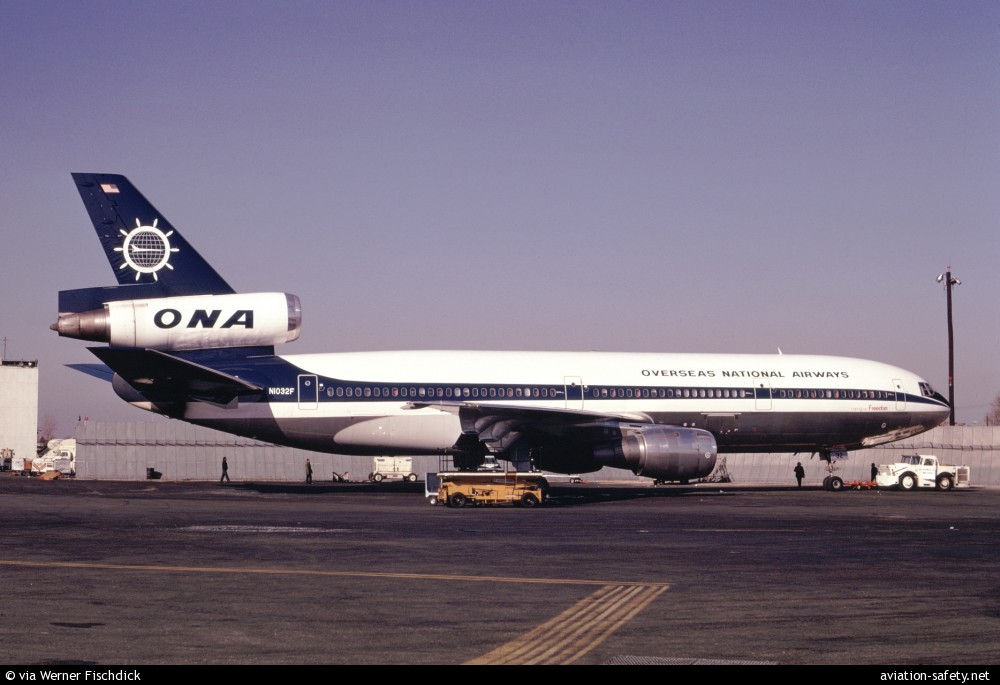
xmin=929 ymin=391 xmax=951 ymax=424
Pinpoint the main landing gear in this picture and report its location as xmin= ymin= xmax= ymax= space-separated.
xmin=818 ymin=449 xmax=846 ymax=492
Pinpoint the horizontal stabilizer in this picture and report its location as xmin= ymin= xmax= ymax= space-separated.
xmin=67 ymin=363 xmax=115 ymax=382
xmin=88 ymin=346 xmax=262 ymax=404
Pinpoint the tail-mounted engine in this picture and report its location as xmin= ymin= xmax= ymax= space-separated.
xmin=593 ymin=425 xmax=718 ymax=482
xmin=52 ymin=292 xmax=302 ymax=352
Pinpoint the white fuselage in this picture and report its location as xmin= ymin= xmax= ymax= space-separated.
xmin=176 ymin=350 xmax=949 ymax=459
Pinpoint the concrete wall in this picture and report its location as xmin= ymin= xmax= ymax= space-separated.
xmin=74 ymin=420 xmax=445 ymax=482
xmin=722 ymin=426 xmax=1000 ymax=486
xmin=73 ymin=421 xmax=1000 ymax=485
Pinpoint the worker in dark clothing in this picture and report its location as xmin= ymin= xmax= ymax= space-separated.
xmin=305 ymin=458 xmax=313 ymax=484
xmin=871 ymin=462 xmax=878 ymax=481
xmin=793 ymin=462 xmax=805 ymax=488
xmin=220 ymin=456 xmax=230 ymax=483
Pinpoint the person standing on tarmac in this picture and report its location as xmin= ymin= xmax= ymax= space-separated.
xmin=220 ymin=456 xmax=230 ymax=483
xmin=305 ymin=458 xmax=313 ymax=485
xmin=793 ymin=462 xmax=805 ymax=488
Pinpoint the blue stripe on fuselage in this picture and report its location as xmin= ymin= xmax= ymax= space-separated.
xmin=197 ymin=354 xmax=947 ymax=409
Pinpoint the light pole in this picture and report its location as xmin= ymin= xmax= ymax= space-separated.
xmin=936 ymin=268 xmax=961 ymax=425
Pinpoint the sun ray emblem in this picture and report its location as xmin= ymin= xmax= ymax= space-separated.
xmin=113 ymin=218 xmax=180 ymax=281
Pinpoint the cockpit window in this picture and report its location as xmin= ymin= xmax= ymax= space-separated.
xmin=918 ymin=382 xmax=935 ymax=397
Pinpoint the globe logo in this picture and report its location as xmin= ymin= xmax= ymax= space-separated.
xmin=114 ymin=218 xmax=179 ymax=281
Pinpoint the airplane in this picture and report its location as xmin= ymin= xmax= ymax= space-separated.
xmin=52 ymin=173 xmax=951 ymax=485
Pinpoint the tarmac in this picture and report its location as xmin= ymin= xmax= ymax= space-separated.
xmin=1 ymin=474 xmax=998 ymax=666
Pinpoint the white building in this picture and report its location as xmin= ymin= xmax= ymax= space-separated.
xmin=0 ymin=359 xmax=39 ymax=468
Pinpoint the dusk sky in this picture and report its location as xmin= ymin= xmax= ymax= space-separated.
xmin=1 ymin=1 xmax=997 ymax=436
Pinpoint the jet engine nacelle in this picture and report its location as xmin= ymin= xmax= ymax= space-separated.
xmin=52 ymin=292 xmax=302 ymax=352
xmin=594 ymin=425 xmax=718 ymax=482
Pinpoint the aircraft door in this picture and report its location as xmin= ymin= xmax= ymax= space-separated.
xmin=564 ymin=376 xmax=584 ymax=410
xmin=893 ymin=379 xmax=905 ymax=411
xmin=754 ymin=380 xmax=772 ymax=410
xmin=298 ymin=374 xmax=318 ymax=410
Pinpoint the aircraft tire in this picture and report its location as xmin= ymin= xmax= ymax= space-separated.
xmin=822 ymin=476 xmax=832 ymax=490
xmin=828 ymin=476 xmax=844 ymax=492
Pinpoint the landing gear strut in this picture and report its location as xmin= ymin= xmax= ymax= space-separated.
xmin=818 ymin=449 xmax=846 ymax=491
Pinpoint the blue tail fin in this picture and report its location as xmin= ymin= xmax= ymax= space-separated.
xmin=71 ymin=173 xmax=233 ymax=298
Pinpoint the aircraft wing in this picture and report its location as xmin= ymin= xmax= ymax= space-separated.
xmin=408 ymin=400 xmax=652 ymax=425
xmin=87 ymin=347 xmax=263 ymax=405
xmin=407 ymin=400 xmax=654 ymax=455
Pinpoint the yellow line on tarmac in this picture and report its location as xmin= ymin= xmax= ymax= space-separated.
xmin=467 ymin=583 xmax=669 ymax=665
xmin=0 ymin=559 xmax=665 ymax=589
xmin=2 ymin=560 xmax=668 ymax=664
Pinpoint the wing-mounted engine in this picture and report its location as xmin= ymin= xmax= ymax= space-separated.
xmin=593 ymin=425 xmax=718 ymax=482
xmin=52 ymin=292 xmax=302 ymax=352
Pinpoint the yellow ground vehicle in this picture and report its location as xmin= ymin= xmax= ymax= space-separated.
xmin=429 ymin=472 xmax=549 ymax=508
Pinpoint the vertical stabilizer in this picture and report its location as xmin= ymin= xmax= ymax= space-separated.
xmin=71 ymin=173 xmax=233 ymax=297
